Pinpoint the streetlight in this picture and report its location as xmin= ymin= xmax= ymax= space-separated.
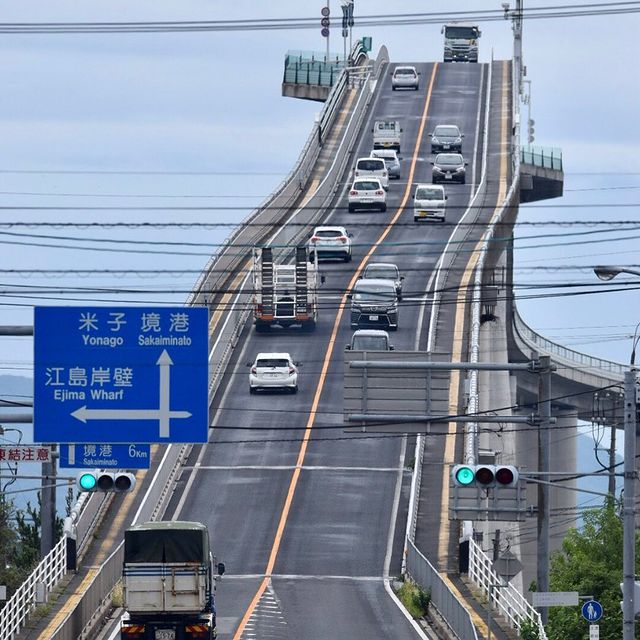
xmin=593 ymin=264 xmax=638 ymax=640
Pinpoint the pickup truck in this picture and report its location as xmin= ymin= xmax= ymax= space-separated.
xmin=372 ymin=120 xmax=402 ymax=152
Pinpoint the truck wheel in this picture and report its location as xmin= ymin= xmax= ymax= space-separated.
xmin=301 ymin=320 xmax=316 ymax=333
xmin=255 ymin=322 xmax=269 ymax=333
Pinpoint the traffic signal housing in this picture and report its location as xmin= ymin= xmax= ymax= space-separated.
xmin=527 ymin=118 xmax=535 ymax=144
xmin=76 ymin=470 xmax=136 ymax=493
xmin=451 ymin=464 xmax=519 ymax=488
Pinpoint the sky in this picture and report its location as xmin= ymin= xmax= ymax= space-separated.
xmin=0 ymin=4 xmax=637 ymax=396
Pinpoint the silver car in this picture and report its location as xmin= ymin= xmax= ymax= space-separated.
xmin=391 ymin=65 xmax=419 ymax=90
xmin=370 ymin=149 xmax=401 ymax=179
xmin=361 ymin=262 xmax=404 ymax=299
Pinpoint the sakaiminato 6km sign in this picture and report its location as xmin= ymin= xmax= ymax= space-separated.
xmin=34 ymin=307 xmax=208 ymax=444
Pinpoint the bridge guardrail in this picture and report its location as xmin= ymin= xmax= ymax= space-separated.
xmin=469 ymin=538 xmax=547 ymax=639
xmin=513 ymin=306 xmax=625 ymax=379
xmin=520 ymin=145 xmax=562 ymax=171
xmin=28 ymin=44 xmax=387 ymax=640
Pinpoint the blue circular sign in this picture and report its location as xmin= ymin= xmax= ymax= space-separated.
xmin=582 ymin=600 xmax=603 ymax=622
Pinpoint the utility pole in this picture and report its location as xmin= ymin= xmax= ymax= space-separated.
xmin=503 ymin=0 xmax=524 ymax=98
xmin=622 ymin=369 xmax=637 ymax=640
xmin=40 ymin=444 xmax=57 ymax=557
xmin=537 ymin=355 xmax=551 ymax=624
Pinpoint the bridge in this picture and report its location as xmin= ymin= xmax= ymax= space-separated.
xmin=1 ymin=38 xmax=631 ymax=640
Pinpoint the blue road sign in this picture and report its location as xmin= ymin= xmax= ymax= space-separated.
xmin=59 ymin=443 xmax=151 ymax=469
xmin=34 ymin=307 xmax=209 ymax=444
xmin=582 ymin=600 xmax=603 ymax=622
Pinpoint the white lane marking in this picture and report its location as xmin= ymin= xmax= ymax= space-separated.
xmin=384 ymin=434 xmax=406 ymax=578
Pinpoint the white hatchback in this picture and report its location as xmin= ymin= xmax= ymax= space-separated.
xmin=391 ymin=65 xmax=420 ymax=90
xmin=348 ymin=178 xmax=387 ymax=213
xmin=307 ymin=225 xmax=353 ymax=262
xmin=249 ymin=352 xmax=298 ymax=394
xmin=354 ymin=157 xmax=389 ymax=189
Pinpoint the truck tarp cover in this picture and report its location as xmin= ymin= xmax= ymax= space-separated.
xmin=125 ymin=530 xmax=206 ymax=563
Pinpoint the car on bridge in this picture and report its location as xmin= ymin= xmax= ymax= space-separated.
xmin=391 ymin=65 xmax=420 ymax=90
xmin=370 ymin=148 xmax=401 ymax=180
xmin=431 ymin=153 xmax=467 ymax=184
xmin=308 ymin=225 xmax=353 ymax=262
xmin=346 ymin=329 xmax=394 ymax=351
xmin=429 ymin=124 xmax=464 ymax=153
xmin=361 ymin=262 xmax=404 ymax=299
xmin=349 ymin=278 xmax=399 ymax=331
xmin=249 ymin=352 xmax=299 ymax=394
xmin=348 ymin=178 xmax=387 ymax=213
xmin=413 ymin=183 xmax=448 ymax=222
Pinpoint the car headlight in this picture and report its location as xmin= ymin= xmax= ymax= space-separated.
xmin=432 ymin=137 xmax=439 ymax=144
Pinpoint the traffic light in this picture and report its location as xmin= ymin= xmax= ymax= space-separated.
xmin=619 ymin=581 xmax=640 ymax=616
xmin=527 ymin=118 xmax=535 ymax=144
xmin=451 ymin=464 xmax=519 ymax=488
xmin=76 ymin=470 xmax=136 ymax=493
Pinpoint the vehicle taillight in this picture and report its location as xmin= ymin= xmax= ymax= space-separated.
xmin=350 ymin=190 xmax=358 ymax=195
xmin=310 ymin=236 xmax=318 ymax=243
xmin=289 ymin=367 xmax=296 ymax=375
xmin=339 ymin=236 xmax=347 ymax=244
xmin=251 ymin=366 xmax=257 ymax=375
xmin=382 ymin=171 xmax=388 ymax=177
xmin=355 ymin=170 xmax=360 ymax=176
xmin=375 ymin=190 xmax=384 ymax=195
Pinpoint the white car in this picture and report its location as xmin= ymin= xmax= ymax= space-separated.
xmin=308 ymin=225 xmax=352 ymax=262
xmin=391 ymin=65 xmax=420 ymax=90
xmin=249 ymin=352 xmax=298 ymax=394
xmin=354 ymin=157 xmax=389 ymax=189
xmin=348 ymin=178 xmax=387 ymax=213
xmin=413 ymin=183 xmax=447 ymax=222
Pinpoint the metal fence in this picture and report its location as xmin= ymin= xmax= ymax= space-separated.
xmin=469 ymin=539 xmax=547 ymax=639
xmin=520 ymin=145 xmax=562 ymax=171
xmin=0 ymin=536 xmax=66 ymax=640
xmin=406 ymin=541 xmax=479 ymax=640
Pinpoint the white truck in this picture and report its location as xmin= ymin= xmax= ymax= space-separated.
xmin=120 ymin=521 xmax=224 ymax=640
xmin=372 ymin=120 xmax=402 ymax=152
xmin=442 ymin=23 xmax=481 ymax=63
xmin=252 ymin=245 xmax=321 ymax=332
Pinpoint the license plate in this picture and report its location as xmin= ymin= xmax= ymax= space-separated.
xmin=369 ymin=315 xmax=379 ymax=321
xmin=443 ymin=144 xmax=450 ymax=149
xmin=361 ymin=199 xmax=373 ymax=203
xmin=445 ymin=174 xmax=452 ymax=179
xmin=155 ymin=631 xmax=176 ymax=640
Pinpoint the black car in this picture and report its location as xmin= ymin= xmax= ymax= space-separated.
xmin=430 ymin=124 xmax=463 ymax=153
xmin=432 ymin=153 xmax=467 ymax=184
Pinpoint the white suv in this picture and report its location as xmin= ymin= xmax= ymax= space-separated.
xmin=348 ymin=178 xmax=387 ymax=213
xmin=354 ymin=157 xmax=389 ymax=189
xmin=307 ymin=225 xmax=352 ymax=262
xmin=249 ymin=352 xmax=298 ymax=394
xmin=391 ymin=65 xmax=419 ymax=90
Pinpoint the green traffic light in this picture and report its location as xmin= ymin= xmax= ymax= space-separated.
xmin=78 ymin=473 xmax=97 ymax=491
xmin=455 ymin=466 xmax=475 ymax=486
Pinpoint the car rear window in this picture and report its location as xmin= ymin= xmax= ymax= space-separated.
xmin=353 ymin=181 xmax=380 ymax=191
xmin=416 ymin=188 xmax=444 ymax=200
xmin=357 ymin=159 xmax=385 ymax=171
xmin=366 ymin=266 xmax=398 ymax=280
xmin=256 ymin=358 xmax=289 ymax=368
xmin=352 ymin=336 xmax=388 ymax=350
xmin=315 ymin=229 xmax=342 ymax=238
xmin=395 ymin=68 xmax=416 ymax=76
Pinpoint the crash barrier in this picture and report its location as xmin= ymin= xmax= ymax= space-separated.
xmin=405 ymin=540 xmax=479 ymax=640
xmin=520 ymin=145 xmax=562 ymax=171
xmin=30 ymin=44 xmax=389 ymax=640
xmin=0 ymin=536 xmax=66 ymax=639
xmin=469 ymin=538 xmax=547 ymax=639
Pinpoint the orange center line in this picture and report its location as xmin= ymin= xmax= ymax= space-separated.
xmin=232 ymin=63 xmax=439 ymax=640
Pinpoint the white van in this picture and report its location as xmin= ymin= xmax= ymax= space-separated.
xmin=413 ymin=183 xmax=447 ymax=222
xmin=354 ymin=157 xmax=389 ymax=190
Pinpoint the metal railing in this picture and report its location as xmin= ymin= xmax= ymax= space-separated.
xmin=0 ymin=536 xmax=66 ymax=639
xmin=406 ymin=541 xmax=479 ymax=640
xmin=513 ymin=306 xmax=625 ymax=379
xmin=520 ymin=145 xmax=562 ymax=171
xmin=469 ymin=539 xmax=547 ymax=639
xmin=284 ymin=49 xmax=347 ymax=86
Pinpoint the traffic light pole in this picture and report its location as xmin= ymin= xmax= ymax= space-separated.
xmin=537 ymin=356 xmax=551 ymax=623
xmin=622 ymin=369 xmax=637 ymax=640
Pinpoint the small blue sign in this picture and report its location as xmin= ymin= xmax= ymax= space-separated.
xmin=59 ymin=443 xmax=151 ymax=469
xmin=582 ymin=600 xmax=603 ymax=622
xmin=34 ymin=307 xmax=209 ymax=444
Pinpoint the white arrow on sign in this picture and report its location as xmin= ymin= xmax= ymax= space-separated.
xmin=70 ymin=349 xmax=191 ymax=439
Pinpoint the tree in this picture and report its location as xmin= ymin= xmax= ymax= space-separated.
xmin=546 ymin=497 xmax=640 ymax=640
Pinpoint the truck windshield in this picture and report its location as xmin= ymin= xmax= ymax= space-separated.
xmin=352 ymin=336 xmax=387 ymax=350
xmin=354 ymin=285 xmax=395 ymax=301
xmin=416 ymin=188 xmax=444 ymax=200
xmin=445 ymin=26 xmax=478 ymax=39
